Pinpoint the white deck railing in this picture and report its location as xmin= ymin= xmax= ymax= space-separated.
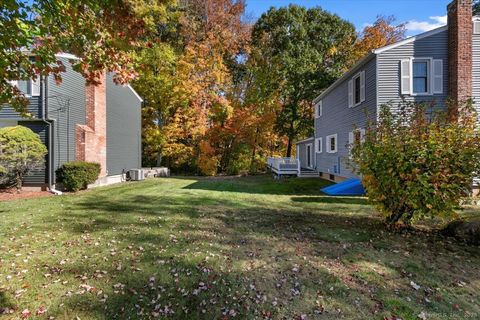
xmin=267 ymin=157 xmax=300 ymax=176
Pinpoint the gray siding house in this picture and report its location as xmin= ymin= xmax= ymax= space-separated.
xmin=0 ymin=53 xmax=143 ymax=189
xmin=297 ymin=0 xmax=480 ymax=182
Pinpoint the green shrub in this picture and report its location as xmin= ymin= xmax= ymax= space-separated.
xmin=0 ymin=126 xmax=48 ymax=190
xmin=56 ymin=161 xmax=101 ymax=192
xmin=350 ymin=100 xmax=480 ymax=225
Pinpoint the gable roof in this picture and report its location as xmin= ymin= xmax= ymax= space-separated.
xmin=54 ymin=53 xmax=143 ymax=103
xmin=312 ymin=25 xmax=448 ymax=104
xmin=372 ymin=25 xmax=448 ymax=54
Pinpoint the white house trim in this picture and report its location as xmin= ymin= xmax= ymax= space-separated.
xmin=296 ymin=137 xmax=314 ymax=144
xmin=373 ymin=26 xmax=448 ymax=54
xmin=55 ymin=53 xmax=81 ymax=60
xmin=326 ymin=134 xmax=338 ymax=154
xmin=313 ymin=53 xmax=375 ymax=104
xmin=127 ymin=84 xmax=143 ymax=102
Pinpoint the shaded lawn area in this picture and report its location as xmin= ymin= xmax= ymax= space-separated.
xmin=0 ymin=176 xmax=479 ymax=320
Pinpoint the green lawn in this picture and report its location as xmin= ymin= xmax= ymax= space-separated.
xmin=0 ymin=176 xmax=479 ymax=319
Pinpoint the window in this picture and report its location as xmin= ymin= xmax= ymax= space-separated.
xmin=326 ymin=134 xmax=337 ymax=153
xmin=354 ymin=75 xmax=361 ymax=104
xmin=474 ymin=20 xmax=480 ymax=34
xmin=401 ymin=58 xmax=442 ymax=95
xmin=413 ymin=61 xmax=429 ymax=94
xmin=348 ymin=71 xmax=365 ymax=107
xmin=349 ymin=128 xmax=366 ymax=147
xmin=9 ymin=76 xmax=40 ymax=97
xmin=315 ymin=138 xmax=322 ymax=153
xmin=354 ymin=130 xmax=362 ymax=144
xmin=315 ymin=101 xmax=322 ymax=118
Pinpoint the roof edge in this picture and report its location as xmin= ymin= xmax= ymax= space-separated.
xmin=127 ymin=84 xmax=143 ymax=103
xmin=295 ymin=137 xmax=314 ymax=144
xmin=373 ymin=25 xmax=448 ymax=54
xmin=313 ymin=52 xmax=375 ymax=104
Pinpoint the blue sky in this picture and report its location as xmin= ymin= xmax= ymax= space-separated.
xmin=244 ymin=0 xmax=452 ymax=36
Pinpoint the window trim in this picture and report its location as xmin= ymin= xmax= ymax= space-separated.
xmin=326 ymin=134 xmax=338 ymax=154
xmin=315 ymin=137 xmax=322 ymax=153
xmin=8 ymin=77 xmax=41 ymax=97
xmin=315 ymin=100 xmax=322 ymax=118
xmin=353 ymin=73 xmax=361 ymax=105
xmin=410 ymin=57 xmax=433 ymax=96
xmin=350 ymin=71 xmax=365 ymax=108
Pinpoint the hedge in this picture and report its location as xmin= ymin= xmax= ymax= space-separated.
xmin=56 ymin=161 xmax=101 ymax=192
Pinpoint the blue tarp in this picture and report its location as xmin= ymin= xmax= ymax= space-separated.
xmin=321 ymin=178 xmax=366 ymax=196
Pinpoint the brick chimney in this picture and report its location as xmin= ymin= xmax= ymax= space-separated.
xmin=76 ymin=72 xmax=107 ymax=177
xmin=448 ymin=0 xmax=473 ymax=105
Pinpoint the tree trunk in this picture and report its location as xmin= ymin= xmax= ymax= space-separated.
xmin=250 ymin=127 xmax=259 ymax=172
xmin=285 ymin=120 xmax=295 ymax=158
xmin=15 ymin=173 xmax=22 ymax=194
xmin=286 ymin=138 xmax=292 ymax=158
xmin=155 ymin=152 xmax=162 ymax=167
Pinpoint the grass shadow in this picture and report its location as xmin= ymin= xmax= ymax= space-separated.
xmin=181 ymin=175 xmax=333 ymax=195
xmin=291 ymin=196 xmax=368 ymax=205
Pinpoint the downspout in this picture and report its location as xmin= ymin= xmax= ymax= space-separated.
xmin=40 ymin=74 xmax=62 ymax=195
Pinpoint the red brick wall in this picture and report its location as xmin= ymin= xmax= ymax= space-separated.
xmin=448 ymin=0 xmax=473 ymax=104
xmin=76 ymin=72 xmax=107 ymax=177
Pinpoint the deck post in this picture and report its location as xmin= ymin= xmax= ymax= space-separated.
xmin=297 ymin=158 xmax=301 ymax=177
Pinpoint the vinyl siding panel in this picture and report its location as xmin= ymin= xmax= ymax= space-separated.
xmin=472 ymin=30 xmax=480 ymax=120
xmin=377 ymin=29 xmax=449 ymax=111
xmin=0 ymin=96 xmax=43 ymax=119
xmin=47 ymin=57 xmax=86 ymax=176
xmin=313 ymin=56 xmax=377 ymax=179
xmin=106 ymin=75 xmax=142 ymax=175
xmin=18 ymin=121 xmax=50 ymax=185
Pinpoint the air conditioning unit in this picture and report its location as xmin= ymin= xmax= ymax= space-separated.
xmin=129 ymin=169 xmax=145 ymax=181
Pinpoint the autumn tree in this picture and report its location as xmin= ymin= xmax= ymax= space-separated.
xmin=351 ymin=15 xmax=405 ymax=64
xmin=1 ymin=0 xmax=172 ymax=113
xmin=249 ymin=6 xmax=357 ymax=157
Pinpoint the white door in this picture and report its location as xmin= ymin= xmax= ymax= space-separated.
xmin=306 ymin=144 xmax=312 ymax=168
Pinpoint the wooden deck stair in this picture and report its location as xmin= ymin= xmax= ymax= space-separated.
xmin=298 ymin=168 xmax=319 ymax=178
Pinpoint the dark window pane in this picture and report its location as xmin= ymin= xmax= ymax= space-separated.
xmin=413 ymin=62 xmax=427 ymax=77
xmin=330 ymin=137 xmax=335 ymax=151
xmin=413 ymin=78 xmax=427 ymax=93
xmin=413 ymin=61 xmax=428 ymax=93
xmin=17 ymin=80 xmax=30 ymax=94
xmin=354 ymin=76 xmax=361 ymax=104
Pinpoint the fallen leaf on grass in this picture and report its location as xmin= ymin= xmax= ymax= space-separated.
xmin=21 ymin=309 xmax=31 ymax=318
xmin=410 ymin=281 xmax=420 ymax=290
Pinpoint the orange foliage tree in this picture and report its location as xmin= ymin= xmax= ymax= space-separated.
xmin=351 ymin=15 xmax=405 ymax=64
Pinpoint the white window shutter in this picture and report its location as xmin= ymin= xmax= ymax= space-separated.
xmin=31 ymin=75 xmax=41 ymax=96
xmin=360 ymin=71 xmax=366 ymax=102
xmin=348 ymin=80 xmax=353 ymax=107
xmin=360 ymin=128 xmax=366 ymax=142
xmin=432 ymin=59 xmax=443 ymax=94
xmin=474 ymin=20 xmax=480 ymax=34
xmin=401 ymin=59 xmax=411 ymax=95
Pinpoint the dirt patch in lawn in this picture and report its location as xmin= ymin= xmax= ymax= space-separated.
xmin=0 ymin=189 xmax=52 ymax=201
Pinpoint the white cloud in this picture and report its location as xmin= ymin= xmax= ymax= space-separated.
xmin=405 ymin=15 xmax=447 ymax=33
